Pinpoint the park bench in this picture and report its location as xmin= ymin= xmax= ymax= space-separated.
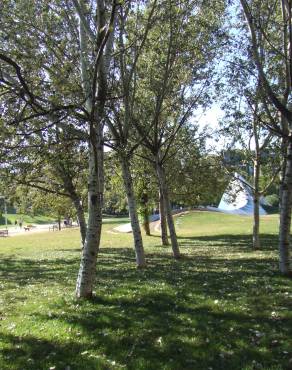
xmin=0 ymin=229 xmax=8 ymax=237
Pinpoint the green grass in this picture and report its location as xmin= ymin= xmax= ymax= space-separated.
xmin=0 ymin=211 xmax=292 ymax=370
xmin=0 ymin=213 xmax=55 ymax=228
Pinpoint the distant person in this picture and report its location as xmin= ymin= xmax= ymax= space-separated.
xmin=14 ymin=220 xmax=18 ymax=226
xmin=19 ymin=219 xmax=23 ymax=228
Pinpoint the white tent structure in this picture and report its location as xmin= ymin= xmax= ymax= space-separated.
xmin=218 ymin=173 xmax=267 ymax=215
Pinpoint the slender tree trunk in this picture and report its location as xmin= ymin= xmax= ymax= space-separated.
xmin=74 ymin=0 xmax=115 ymax=298
xmin=57 ymin=215 xmax=61 ymax=231
xmin=76 ymin=125 xmax=104 ymax=298
xmin=253 ymin=157 xmax=261 ymax=249
xmin=156 ymin=162 xmax=180 ymax=258
xmin=140 ymin=193 xmax=151 ymax=236
xmin=279 ymin=136 xmax=288 ymax=212
xmin=72 ymin=195 xmax=87 ymax=246
xmin=279 ymin=139 xmax=292 ymax=275
xmin=59 ymin=173 xmax=87 ymax=246
xmin=142 ymin=210 xmax=151 ymax=236
xmin=159 ymin=189 xmax=169 ymax=246
xmin=120 ymin=156 xmax=146 ymax=267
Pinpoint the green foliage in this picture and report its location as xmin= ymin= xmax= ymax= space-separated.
xmin=265 ymin=194 xmax=279 ymax=208
xmin=103 ymin=155 xmax=128 ymax=214
xmin=165 ymin=126 xmax=227 ymax=206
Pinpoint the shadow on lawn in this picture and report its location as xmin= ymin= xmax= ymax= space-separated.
xmin=178 ymin=233 xmax=279 ymax=252
xmin=1 ymin=233 xmax=292 ymax=369
xmin=0 ymin=256 xmax=79 ymax=287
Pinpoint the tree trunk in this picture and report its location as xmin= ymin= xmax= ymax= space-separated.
xmin=156 ymin=162 xmax=180 ymax=258
xmin=159 ymin=189 xmax=169 ymax=246
xmin=139 ymin=191 xmax=151 ymax=236
xmin=279 ymin=139 xmax=292 ymax=275
xmin=74 ymin=0 xmax=115 ymax=298
xmin=57 ymin=215 xmax=61 ymax=231
xmin=59 ymin=173 xmax=87 ymax=246
xmin=253 ymin=157 xmax=261 ymax=249
xmin=76 ymin=126 xmax=104 ymax=298
xmin=253 ymin=193 xmax=260 ymax=250
xmin=121 ymin=156 xmax=146 ymax=267
xmin=72 ymin=195 xmax=87 ymax=246
xmin=142 ymin=211 xmax=151 ymax=236
xmin=279 ymin=136 xmax=288 ymax=213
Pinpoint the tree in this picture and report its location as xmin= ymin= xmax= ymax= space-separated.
xmin=0 ymin=119 xmax=88 ymax=243
xmin=239 ymin=0 xmax=292 ymax=274
xmin=166 ymin=125 xmax=227 ymax=208
xmin=132 ymin=0 xmax=226 ymax=257
xmin=0 ymin=0 xmax=119 ymax=297
xmin=105 ymin=1 xmax=159 ymax=266
xmin=219 ymin=55 xmax=280 ymax=249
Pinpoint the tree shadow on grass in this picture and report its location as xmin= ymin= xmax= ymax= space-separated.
xmin=177 ymin=233 xmax=279 ymax=252
xmin=0 ymin=256 xmax=79 ymax=287
xmin=0 ymin=332 xmax=114 ymax=370
xmin=1 ymin=234 xmax=292 ymax=369
xmin=29 ymin=286 xmax=292 ymax=370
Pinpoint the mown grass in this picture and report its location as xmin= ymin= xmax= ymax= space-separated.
xmin=0 ymin=212 xmax=292 ymax=370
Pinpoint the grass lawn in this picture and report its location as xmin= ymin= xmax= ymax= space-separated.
xmin=0 ymin=211 xmax=292 ymax=370
xmin=0 ymin=214 xmax=56 ymax=228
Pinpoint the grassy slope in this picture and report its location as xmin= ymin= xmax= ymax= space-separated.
xmin=0 ymin=214 xmax=56 ymax=228
xmin=0 ymin=212 xmax=291 ymax=370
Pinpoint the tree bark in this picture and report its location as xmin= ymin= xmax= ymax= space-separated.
xmin=72 ymin=195 xmax=87 ymax=246
xmin=121 ymin=156 xmax=146 ymax=267
xmin=156 ymin=161 xmax=180 ymax=258
xmin=57 ymin=215 xmax=61 ymax=231
xmin=76 ymin=126 xmax=104 ymax=298
xmin=140 ymin=192 xmax=151 ymax=236
xmin=159 ymin=189 xmax=169 ymax=246
xmin=279 ymin=139 xmax=292 ymax=275
xmin=57 ymin=170 xmax=87 ymax=246
xmin=74 ymin=0 xmax=116 ymax=298
xmin=253 ymin=194 xmax=260 ymax=249
xmin=279 ymin=137 xmax=289 ymax=213
xmin=142 ymin=211 xmax=151 ymax=236
xmin=253 ymin=156 xmax=261 ymax=249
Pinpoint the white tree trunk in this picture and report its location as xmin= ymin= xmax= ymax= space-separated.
xmin=156 ymin=162 xmax=180 ymax=258
xmin=76 ymin=126 xmax=104 ymax=298
xmin=121 ymin=157 xmax=146 ymax=267
xmin=279 ymin=136 xmax=288 ymax=213
xmin=253 ymin=158 xmax=260 ymax=249
xmin=159 ymin=189 xmax=169 ymax=246
xmin=279 ymin=140 xmax=292 ymax=275
xmin=74 ymin=0 xmax=116 ymax=298
xmin=72 ymin=196 xmax=87 ymax=246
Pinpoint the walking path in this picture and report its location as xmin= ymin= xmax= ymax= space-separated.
xmin=0 ymin=224 xmax=59 ymax=237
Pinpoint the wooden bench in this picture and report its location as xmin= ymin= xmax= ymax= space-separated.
xmin=0 ymin=229 xmax=8 ymax=237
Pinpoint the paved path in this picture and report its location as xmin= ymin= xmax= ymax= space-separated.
xmin=0 ymin=224 xmax=58 ymax=237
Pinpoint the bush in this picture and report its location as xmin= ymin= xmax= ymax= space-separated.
xmin=265 ymin=194 xmax=279 ymax=207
